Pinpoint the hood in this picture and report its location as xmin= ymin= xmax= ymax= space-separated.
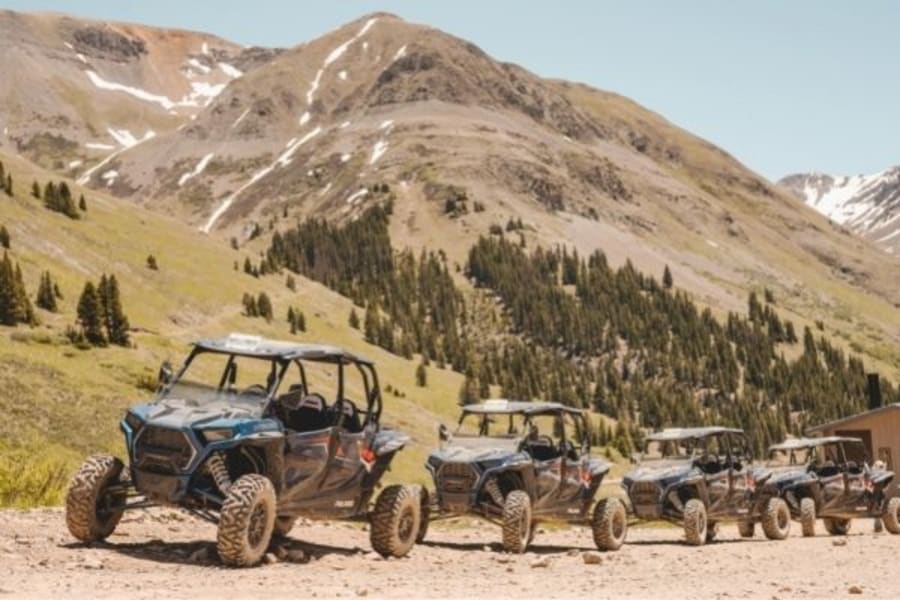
xmin=131 ymin=396 xmax=266 ymax=429
xmin=430 ymin=436 xmax=526 ymax=465
xmin=766 ymin=465 xmax=809 ymax=483
xmin=625 ymin=459 xmax=696 ymax=483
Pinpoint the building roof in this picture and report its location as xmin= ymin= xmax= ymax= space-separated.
xmin=461 ymin=399 xmax=584 ymax=416
xmin=193 ymin=333 xmax=372 ymax=364
xmin=645 ymin=426 xmax=744 ymax=442
xmin=806 ymin=404 xmax=900 ymax=434
xmin=769 ymin=436 xmax=865 ymax=452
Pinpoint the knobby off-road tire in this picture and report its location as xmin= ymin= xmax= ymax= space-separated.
xmin=416 ymin=487 xmax=430 ymax=544
xmin=501 ymin=490 xmax=532 ymax=553
xmin=800 ymin=497 xmax=816 ymax=537
xmin=370 ymin=484 xmax=421 ymax=558
xmin=882 ymin=497 xmax=900 ymax=534
xmin=683 ymin=498 xmax=707 ymax=546
xmin=824 ymin=517 xmax=851 ymax=536
xmin=737 ymin=520 xmax=755 ymax=538
xmin=65 ymin=454 xmax=126 ymax=543
xmin=217 ymin=474 xmax=276 ymax=567
xmin=592 ymin=497 xmax=627 ymax=551
xmin=705 ymin=521 xmax=720 ymax=543
xmin=273 ymin=516 xmax=296 ymax=537
xmin=761 ymin=497 xmax=791 ymax=540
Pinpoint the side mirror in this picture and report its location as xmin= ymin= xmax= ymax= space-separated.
xmin=438 ymin=424 xmax=450 ymax=442
xmin=157 ymin=361 xmax=173 ymax=387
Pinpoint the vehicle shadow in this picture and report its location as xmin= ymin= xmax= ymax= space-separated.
xmin=60 ymin=534 xmax=364 ymax=567
xmin=421 ymin=539 xmax=597 ymax=554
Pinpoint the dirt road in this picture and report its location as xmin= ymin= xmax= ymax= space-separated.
xmin=1 ymin=507 xmax=895 ymax=599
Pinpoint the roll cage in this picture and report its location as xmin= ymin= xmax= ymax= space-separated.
xmin=641 ymin=428 xmax=753 ymax=470
xmin=158 ymin=337 xmax=383 ymax=429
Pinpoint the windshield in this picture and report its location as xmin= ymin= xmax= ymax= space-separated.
xmin=642 ymin=437 xmax=701 ymax=461
xmin=162 ymin=351 xmax=280 ymax=411
xmin=767 ymin=444 xmax=840 ymax=467
xmin=456 ymin=412 xmax=525 ymax=438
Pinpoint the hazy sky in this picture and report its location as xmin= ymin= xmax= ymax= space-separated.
xmin=4 ymin=0 xmax=897 ymax=180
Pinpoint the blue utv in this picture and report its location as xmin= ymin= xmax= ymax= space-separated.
xmin=65 ymin=334 xmax=421 ymax=566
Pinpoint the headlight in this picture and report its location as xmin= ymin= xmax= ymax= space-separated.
xmin=199 ymin=428 xmax=235 ymax=443
xmin=124 ymin=411 xmax=144 ymax=433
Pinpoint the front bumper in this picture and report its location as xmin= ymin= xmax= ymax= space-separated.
xmin=132 ymin=468 xmax=192 ymax=504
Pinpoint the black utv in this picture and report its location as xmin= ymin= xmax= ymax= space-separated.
xmin=766 ymin=436 xmax=900 ymax=536
xmin=623 ymin=427 xmax=790 ymax=545
xmin=65 ymin=334 xmax=421 ymax=566
xmin=420 ymin=400 xmax=626 ymax=553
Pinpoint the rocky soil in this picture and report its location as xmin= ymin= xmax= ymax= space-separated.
xmin=1 ymin=507 xmax=897 ymax=599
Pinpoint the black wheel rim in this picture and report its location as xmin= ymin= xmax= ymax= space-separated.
xmin=248 ymin=502 xmax=268 ymax=548
xmin=398 ymin=506 xmax=415 ymax=542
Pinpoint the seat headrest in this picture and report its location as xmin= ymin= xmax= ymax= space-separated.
xmin=339 ymin=401 xmax=356 ymax=416
xmin=298 ymin=395 xmax=324 ymax=411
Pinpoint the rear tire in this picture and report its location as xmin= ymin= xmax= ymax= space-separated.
xmin=705 ymin=521 xmax=719 ymax=543
xmin=800 ymin=497 xmax=816 ymax=537
xmin=217 ymin=474 xmax=276 ymax=567
xmin=501 ymin=490 xmax=532 ymax=553
xmin=416 ymin=487 xmax=430 ymax=544
xmin=370 ymin=484 xmax=421 ymax=558
xmin=881 ymin=497 xmax=900 ymax=534
xmin=683 ymin=498 xmax=707 ymax=546
xmin=737 ymin=520 xmax=755 ymax=538
xmin=592 ymin=497 xmax=627 ymax=551
xmin=824 ymin=517 xmax=851 ymax=536
xmin=65 ymin=454 xmax=126 ymax=543
xmin=762 ymin=497 xmax=791 ymax=540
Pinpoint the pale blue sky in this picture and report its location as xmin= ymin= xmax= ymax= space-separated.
xmin=4 ymin=0 xmax=898 ymax=180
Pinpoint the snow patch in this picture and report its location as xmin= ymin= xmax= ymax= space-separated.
xmin=64 ymin=42 xmax=73 ymax=50
xmin=341 ymin=153 xmax=351 ymax=163
xmin=277 ymin=127 xmax=322 ymax=167
xmin=340 ymin=121 xmax=351 ymax=129
xmin=370 ymin=140 xmax=388 ymax=165
xmin=299 ymin=111 xmax=311 ymax=126
xmin=393 ymin=45 xmax=407 ymax=61
xmin=76 ymin=53 xmax=88 ymax=64
xmin=706 ymin=240 xmax=719 ymax=248
xmin=77 ymin=130 xmax=155 ymax=185
xmin=338 ymin=70 xmax=348 ymax=80
xmin=231 ymin=107 xmax=250 ymax=128
xmin=380 ymin=119 xmax=394 ymax=130
xmin=68 ymin=160 xmax=82 ymax=168
xmin=876 ymin=229 xmax=900 ymax=243
xmin=306 ymin=18 xmax=377 ymax=106
xmin=201 ymin=42 xmax=209 ymax=55
xmin=188 ymin=58 xmax=211 ymax=74
xmin=319 ymin=182 xmax=332 ymax=196
xmin=306 ymin=68 xmax=324 ymax=105
xmin=346 ymin=188 xmax=369 ymax=205
xmin=85 ymin=142 xmax=116 ymax=151
xmin=178 ymin=153 xmax=215 ymax=186
xmin=107 ymin=128 xmax=139 ymax=148
xmin=86 ymin=70 xmax=179 ymax=110
xmin=219 ymin=62 xmax=243 ymax=78
xmin=101 ymin=170 xmax=118 ymax=186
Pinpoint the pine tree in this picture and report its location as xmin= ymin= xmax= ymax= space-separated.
xmin=12 ymin=262 xmax=35 ymax=325
xmin=257 ymin=292 xmax=273 ymax=322
xmin=662 ymin=265 xmax=673 ymax=289
xmin=295 ymin=310 xmax=306 ymax=332
xmin=4 ymin=173 xmax=11 ymax=196
xmin=146 ymin=255 xmax=158 ymax=270
xmin=53 ymin=282 xmax=63 ymax=299
xmin=286 ymin=274 xmax=296 ymax=291
xmin=0 ymin=252 xmax=18 ymax=325
xmin=242 ymin=293 xmax=258 ymax=317
xmin=415 ymin=363 xmax=427 ymax=387
xmin=31 ymin=181 xmax=40 ymax=199
xmin=77 ymin=281 xmax=106 ymax=345
xmin=0 ymin=225 xmax=9 ymax=249
xmin=36 ymin=271 xmax=57 ymax=312
xmin=78 ymin=194 xmax=87 ymax=211
xmin=102 ymin=275 xmax=130 ymax=346
xmin=349 ymin=308 xmax=360 ymax=329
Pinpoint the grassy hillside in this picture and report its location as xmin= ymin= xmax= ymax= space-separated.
xmin=0 ymin=150 xmax=474 ymax=506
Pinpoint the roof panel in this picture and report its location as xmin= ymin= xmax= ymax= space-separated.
xmin=461 ymin=400 xmax=584 ymax=416
xmin=192 ymin=334 xmax=371 ymax=364
xmin=645 ymin=426 xmax=744 ymax=441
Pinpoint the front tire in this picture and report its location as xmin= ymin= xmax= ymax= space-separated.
xmin=762 ymin=497 xmax=791 ymax=540
xmin=592 ymin=497 xmax=627 ymax=551
xmin=800 ymin=497 xmax=816 ymax=537
xmin=217 ymin=474 xmax=277 ymax=567
xmin=683 ymin=498 xmax=707 ymax=546
xmin=416 ymin=487 xmax=430 ymax=543
xmin=501 ymin=490 xmax=532 ymax=553
xmin=824 ymin=517 xmax=851 ymax=536
xmin=65 ymin=454 xmax=126 ymax=543
xmin=370 ymin=484 xmax=421 ymax=558
xmin=883 ymin=497 xmax=900 ymax=534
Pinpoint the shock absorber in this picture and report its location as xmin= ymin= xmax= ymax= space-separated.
xmin=206 ymin=452 xmax=232 ymax=494
xmin=484 ymin=478 xmax=505 ymax=506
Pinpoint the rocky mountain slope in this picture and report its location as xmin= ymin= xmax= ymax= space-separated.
xmin=0 ymin=11 xmax=278 ymax=174
xmin=779 ymin=167 xmax=900 ymax=255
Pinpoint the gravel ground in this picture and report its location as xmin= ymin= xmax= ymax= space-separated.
xmin=0 ymin=507 xmax=896 ymax=599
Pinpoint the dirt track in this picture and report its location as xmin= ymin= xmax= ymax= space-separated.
xmin=1 ymin=507 xmax=896 ymax=599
